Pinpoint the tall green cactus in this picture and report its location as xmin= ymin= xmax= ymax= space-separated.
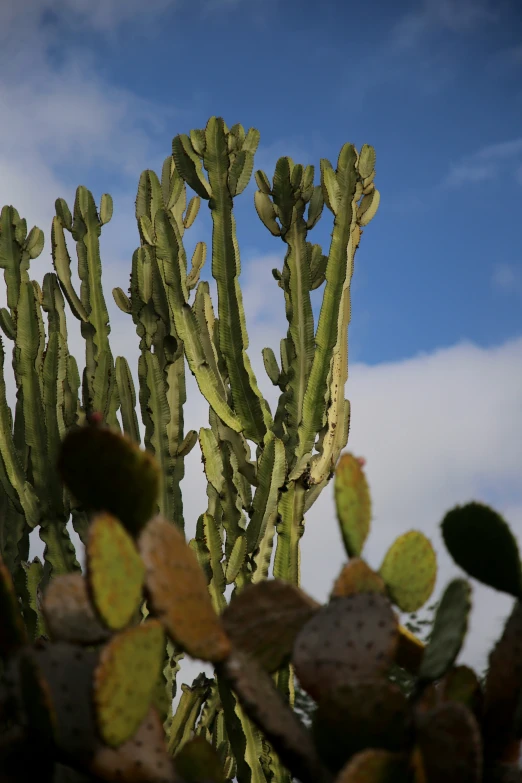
xmin=0 ymin=117 xmax=380 ymax=783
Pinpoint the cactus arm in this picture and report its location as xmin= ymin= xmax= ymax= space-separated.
xmin=218 ymin=675 xmax=266 ymax=783
xmin=0 ymin=338 xmax=37 ymax=523
xmin=153 ymin=209 xmax=242 ymax=431
xmin=115 ymin=356 xmax=140 ymax=444
xmin=308 ymin=285 xmax=352 ymax=484
xmin=246 ymin=432 xmax=286 ymax=559
xmin=51 ymin=216 xmax=88 ymax=321
xmin=266 ymin=158 xmax=316 ymax=464
xmin=273 ymin=482 xmax=306 ymax=587
xmin=294 ymin=144 xmax=360 ymax=468
xmin=199 ymin=117 xmax=271 ymax=442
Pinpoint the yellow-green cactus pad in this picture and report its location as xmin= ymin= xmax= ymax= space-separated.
xmin=0 ymin=554 xmax=28 ymax=658
xmin=91 ymin=706 xmax=176 ymax=783
xmin=419 ymin=579 xmax=471 ymax=683
xmin=292 ymin=593 xmax=398 ymax=700
xmin=331 ymin=558 xmax=386 ymax=599
xmin=312 ymin=681 xmax=409 ymax=773
xmin=41 ymin=572 xmax=111 ymax=644
xmin=415 ymin=702 xmax=482 ymax=783
xmin=138 ymin=516 xmax=231 ymax=662
xmin=94 ymin=621 xmax=165 ymax=747
xmin=441 ymin=502 xmax=522 ymax=599
xmin=221 ymin=579 xmax=319 ymax=672
xmin=335 ymin=749 xmax=409 ymax=783
xmin=58 ymin=423 xmax=160 ymax=536
xmin=379 ymin=531 xmax=437 ymax=612
xmin=218 ymin=651 xmax=328 ymax=783
xmin=87 ymin=513 xmax=145 ymax=631
xmin=173 ymin=736 xmax=226 ymax=783
xmin=334 ymin=453 xmax=371 ymax=557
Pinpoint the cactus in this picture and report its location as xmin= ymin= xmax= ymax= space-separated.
xmin=9 ymin=115 xmax=521 ymax=783
xmin=0 ymin=428 xmax=522 ymax=783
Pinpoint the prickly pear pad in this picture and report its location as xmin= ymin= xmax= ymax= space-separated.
xmin=439 ymin=666 xmax=482 ymax=715
xmin=173 ymin=736 xmax=226 ymax=783
xmin=442 ymin=502 xmax=522 ymax=599
xmin=26 ymin=642 xmax=99 ymax=761
xmin=292 ymin=593 xmax=399 ymax=700
xmin=312 ymin=680 xmax=410 ymax=773
xmin=87 ymin=513 xmax=145 ymax=631
xmin=335 ymin=749 xmax=409 ymax=783
xmin=419 ymin=579 xmax=471 ymax=683
xmin=0 ymin=555 xmax=28 ymax=657
xmin=331 ymin=558 xmax=386 ymax=598
xmin=18 ymin=652 xmax=57 ymax=747
xmin=395 ymin=625 xmax=425 ymax=674
xmin=483 ymin=601 xmax=522 ymax=761
xmin=58 ymin=423 xmax=160 ymax=537
xmin=94 ymin=621 xmax=165 ymax=747
xmin=221 ymin=579 xmax=319 ymax=672
xmin=334 ymin=453 xmax=371 ymax=557
xmin=138 ymin=516 xmax=231 ymax=662
xmin=218 ymin=651 xmax=328 ymax=783
xmin=415 ymin=702 xmax=483 ymax=783
xmin=91 ymin=706 xmax=176 ymax=783
xmin=41 ymin=572 xmax=111 ymax=644
xmin=379 ymin=531 xmax=437 ymax=612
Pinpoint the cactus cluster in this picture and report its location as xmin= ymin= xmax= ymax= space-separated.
xmin=0 ymin=116 xmax=381 ymax=778
xmin=1 ymin=427 xmax=521 ymax=783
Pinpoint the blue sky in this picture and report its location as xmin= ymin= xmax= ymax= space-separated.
xmin=1 ymin=0 xmax=521 ymax=676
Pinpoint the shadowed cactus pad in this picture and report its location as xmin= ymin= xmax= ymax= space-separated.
xmin=58 ymin=422 xmax=160 ymax=536
xmin=415 ymin=701 xmax=483 ymax=783
xmin=312 ymin=680 xmax=410 ymax=772
xmin=94 ymin=621 xmax=165 ymax=747
xmin=439 ymin=666 xmax=483 ymax=716
xmin=221 ymin=579 xmax=319 ymax=672
xmin=335 ymin=749 xmax=409 ymax=783
xmin=41 ymin=572 xmax=111 ymax=644
xmin=87 ymin=513 xmax=145 ymax=631
xmin=138 ymin=516 xmax=231 ymax=662
xmin=441 ymin=502 xmax=522 ymax=599
xmin=331 ymin=558 xmax=386 ymax=598
xmin=91 ymin=707 xmax=177 ymax=783
xmin=483 ymin=602 xmax=522 ymax=762
xmin=0 ymin=555 xmax=28 ymax=658
xmin=292 ymin=593 xmax=399 ymax=700
xmin=395 ymin=624 xmax=426 ymax=674
xmin=419 ymin=579 xmax=471 ymax=683
xmin=334 ymin=453 xmax=371 ymax=557
xmin=379 ymin=531 xmax=437 ymax=612
xmin=22 ymin=642 xmax=99 ymax=761
xmin=172 ymin=736 xmax=226 ymax=783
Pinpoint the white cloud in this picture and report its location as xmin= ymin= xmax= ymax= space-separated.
xmin=300 ymin=335 xmax=522 ymax=673
xmin=444 ymin=137 xmax=522 ymax=188
xmin=492 ymin=263 xmax=522 ymax=298
xmin=391 ymin=0 xmax=498 ymax=50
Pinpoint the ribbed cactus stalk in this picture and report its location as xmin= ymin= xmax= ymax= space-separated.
xmin=0 ymin=117 xmax=380 ymax=783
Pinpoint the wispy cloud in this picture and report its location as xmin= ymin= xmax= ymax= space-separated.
xmin=390 ymin=0 xmax=498 ymax=51
xmin=492 ymin=263 xmax=522 ymax=298
xmin=443 ymin=137 xmax=522 ymax=188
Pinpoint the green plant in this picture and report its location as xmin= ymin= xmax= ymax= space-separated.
xmin=1 ymin=431 xmax=520 ymax=783
xmin=0 ymin=118 xmax=380 ymax=781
